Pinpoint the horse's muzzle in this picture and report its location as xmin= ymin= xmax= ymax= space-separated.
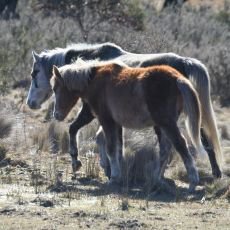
xmin=53 ymin=111 xmax=65 ymax=121
xmin=27 ymin=100 xmax=41 ymax=110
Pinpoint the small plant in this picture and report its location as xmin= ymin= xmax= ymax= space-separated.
xmin=31 ymin=121 xmax=68 ymax=154
xmin=223 ymin=186 xmax=230 ymax=201
xmin=60 ymin=131 xmax=69 ymax=154
xmin=48 ymin=121 xmax=61 ymax=154
xmin=216 ymin=1 xmax=230 ymax=27
xmin=0 ymin=145 xmax=7 ymax=161
xmin=31 ymin=168 xmax=45 ymax=194
xmin=85 ymin=151 xmax=100 ymax=179
xmin=30 ymin=127 xmax=49 ymax=152
xmin=144 ymin=160 xmax=160 ymax=193
xmin=126 ymin=0 xmax=145 ymax=30
xmin=0 ymin=117 xmax=12 ymax=139
xmin=221 ymin=125 xmax=230 ymax=140
xmin=4 ymin=166 xmax=13 ymax=184
xmin=119 ymin=196 xmax=129 ymax=211
xmin=43 ymin=101 xmax=54 ymax=122
xmin=121 ymin=147 xmax=135 ymax=188
xmin=100 ymin=196 xmax=106 ymax=207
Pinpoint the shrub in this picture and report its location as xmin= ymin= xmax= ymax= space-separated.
xmin=32 ymin=0 xmax=145 ymax=41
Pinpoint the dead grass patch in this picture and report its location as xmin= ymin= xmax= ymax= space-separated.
xmin=30 ymin=121 xmax=69 ymax=154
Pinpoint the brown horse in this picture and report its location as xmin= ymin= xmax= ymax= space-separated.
xmin=51 ymin=60 xmax=206 ymax=191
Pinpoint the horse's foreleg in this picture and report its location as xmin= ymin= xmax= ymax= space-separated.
xmin=162 ymin=122 xmax=199 ymax=192
xmin=69 ymin=102 xmax=94 ymax=177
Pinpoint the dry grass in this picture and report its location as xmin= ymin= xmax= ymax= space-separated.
xmin=30 ymin=121 xmax=69 ymax=154
xmin=205 ymin=177 xmax=230 ymax=199
xmin=0 ymin=1 xmax=229 ymax=228
xmin=84 ymin=151 xmax=100 ymax=179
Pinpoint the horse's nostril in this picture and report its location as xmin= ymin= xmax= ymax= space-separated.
xmin=54 ymin=111 xmax=60 ymax=119
xmin=27 ymin=100 xmax=37 ymax=109
xmin=54 ymin=111 xmax=64 ymax=121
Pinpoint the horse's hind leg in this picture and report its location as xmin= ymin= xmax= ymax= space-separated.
xmin=162 ymin=122 xmax=199 ymax=192
xmin=69 ymin=103 xmax=94 ymax=177
xmin=96 ymin=126 xmax=123 ymax=179
xmin=201 ymin=129 xmax=222 ymax=178
xmin=100 ymin=119 xmax=121 ymax=184
xmin=96 ymin=127 xmax=111 ymax=178
xmin=154 ymin=126 xmax=173 ymax=179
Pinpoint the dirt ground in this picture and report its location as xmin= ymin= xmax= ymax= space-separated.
xmin=0 ymin=94 xmax=230 ymax=230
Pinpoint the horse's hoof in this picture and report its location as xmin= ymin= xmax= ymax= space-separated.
xmin=213 ymin=168 xmax=222 ymax=179
xmin=107 ymin=177 xmax=121 ymax=186
xmin=105 ymin=166 xmax=111 ymax=179
xmin=188 ymin=183 xmax=197 ymax=193
xmin=159 ymin=178 xmax=176 ymax=194
xmin=72 ymin=160 xmax=82 ymax=173
xmin=71 ymin=174 xmax=77 ymax=180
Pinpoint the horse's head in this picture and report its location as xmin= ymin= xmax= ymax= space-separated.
xmin=26 ymin=51 xmax=52 ymax=109
xmin=51 ymin=66 xmax=79 ymax=121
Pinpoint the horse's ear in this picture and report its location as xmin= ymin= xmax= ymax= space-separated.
xmin=32 ymin=50 xmax=40 ymax=62
xmin=53 ymin=65 xmax=64 ymax=86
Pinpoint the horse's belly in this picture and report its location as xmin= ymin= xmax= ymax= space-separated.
xmin=107 ymin=85 xmax=154 ymax=129
xmin=113 ymin=109 xmax=153 ymax=129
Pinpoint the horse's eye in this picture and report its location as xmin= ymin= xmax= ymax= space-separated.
xmin=31 ymin=71 xmax=39 ymax=88
xmin=31 ymin=70 xmax=39 ymax=78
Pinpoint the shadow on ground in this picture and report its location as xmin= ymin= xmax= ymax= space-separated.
xmin=47 ymin=175 xmax=212 ymax=203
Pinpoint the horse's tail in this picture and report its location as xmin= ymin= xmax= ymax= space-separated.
xmin=177 ymin=79 xmax=206 ymax=157
xmin=183 ymin=58 xmax=223 ymax=167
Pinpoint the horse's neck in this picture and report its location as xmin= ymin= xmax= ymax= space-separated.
xmin=65 ymin=45 xmax=126 ymax=64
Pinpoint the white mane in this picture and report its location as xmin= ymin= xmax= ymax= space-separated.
xmin=38 ymin=42 xmax=125 ymax=75
xmin=39 ymin=42 xmax=124 ymax=60
xmin=65 ymin=42 xmax=124 ymax=52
